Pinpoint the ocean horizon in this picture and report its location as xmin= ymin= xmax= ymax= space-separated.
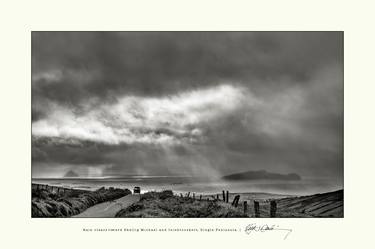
xmin=32 ymin=175 xmax=343 ymax=196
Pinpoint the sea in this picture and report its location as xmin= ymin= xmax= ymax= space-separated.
xmin=32 ymin=176 xmax=343 ymax=197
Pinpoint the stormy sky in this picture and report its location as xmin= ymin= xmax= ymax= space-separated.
xmin=31 ymin=32 xmax=343 ymax=179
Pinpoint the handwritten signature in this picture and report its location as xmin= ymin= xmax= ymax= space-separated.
xmin=245 ymin=223 xmax=292 ymax=240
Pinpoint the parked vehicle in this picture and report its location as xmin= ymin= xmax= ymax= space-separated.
xmin=133 ymin=186 xmax=141 ymax=194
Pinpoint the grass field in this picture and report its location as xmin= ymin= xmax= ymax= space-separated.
xmin=115 ymin=189 xmax=343 ymax=218
xmin=116 ymin=190 xmax=247 ymax=218
xmin=32 ymin=186 xmax=131 ymax=217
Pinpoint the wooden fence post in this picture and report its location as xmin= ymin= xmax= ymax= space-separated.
xmin=222 ymin=190 xmax=225 ymax=202
xmin=226 ymin=191 xmax=229 ymax=203
xmin=232 ymin=195 xmax=240 ymax=207
xmin=244 ymin=201 xmax=248 ymax=214
xmin=187 ymin=192 xmax=190 ymax=198
xmin=270 ymin=200 xmax=277 ymax=217
xmin=254 ymin=201 xmax=260 ymax=217
xmin=199 ymin=195 xmax=202 ymax=200
xmin=193 ymin=193 xmax=195 ymax=199
xmin=216 ymin=194 xmax=219 ymax=200
xmin=180 ymin=193 xmax=183 ymax=197
xmin=235 ymin=195 xmax=240 ymax=207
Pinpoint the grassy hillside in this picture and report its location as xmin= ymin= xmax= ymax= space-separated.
xmin=116 ymin=189 xmax=343 ymax=218
xmin=115 ymin=190 xmax=247 ymax=218
xmin=230 ymin=189 xmax=343 ymax=217
xmin=32 ymin=186 xmax=131 ymax=217
xmin=275 ymin=189 xmax=343 ymax=217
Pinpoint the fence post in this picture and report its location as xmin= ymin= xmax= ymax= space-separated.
xmin=222 ymin=190 xmax=225 ymax=202
xmin=199 ymin=195 xmax=202 ymax=200
xmin=226 ymin=191 xmax=229 ymax=203
xmin=234 ymin=195 xmax=240 ymax=207
xmin=180 ymin=193 xmax=183 ymax=197
xmin=254 ymin=201 xmax=260 ymax=217
xmin=193 ymin=193 xmax=195 ymax=199
xmin=270 ymin=200 xmax=277 ymax=217
xmin=244 ymin=201 xmax=248 ymax=214
xmin=232 ymin=195 xmax=240 ymax=207
xmin=187 ymin=192 xmax=190 ymax=198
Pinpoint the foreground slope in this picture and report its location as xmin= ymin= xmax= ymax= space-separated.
xmin=116 ymin=189 xmax=343 ymax=218
xmin=32 ymin=186 xmax=131 ymax=217
xmin=275 ymin=189 xmax=343 ymax=217
xmin=116 ymin=190 xmax=247 ymax=218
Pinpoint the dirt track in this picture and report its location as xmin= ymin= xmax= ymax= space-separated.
xmin=73 ymin=194 xmax=140 ymax=218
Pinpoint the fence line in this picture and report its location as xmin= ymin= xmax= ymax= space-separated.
xmin=31 ymin=183 xmax=81 ymax=194
xmin=175 ymin=190 xmax=278 ymax=218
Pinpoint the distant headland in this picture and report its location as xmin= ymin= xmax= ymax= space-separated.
xmin=222 ymin=170 xmax=301 ymax=181
xmin=64 ymin=170 xmax=79 ymax=178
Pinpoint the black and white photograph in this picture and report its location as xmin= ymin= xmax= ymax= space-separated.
xmin=31 ymin=31 xmax=343 ymax=218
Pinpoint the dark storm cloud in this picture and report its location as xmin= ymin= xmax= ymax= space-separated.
xmin=32 ymin=32 xmax=342 ymax=106
xmin=31 ymin=32 xmax=343 ymax=179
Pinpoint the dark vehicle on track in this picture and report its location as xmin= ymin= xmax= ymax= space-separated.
xmin=133 ymin=186 xmax=141 ymax=194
